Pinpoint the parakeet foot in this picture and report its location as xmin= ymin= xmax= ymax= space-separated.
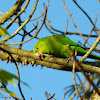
xmin=49 ymin=55 xmax=53 ymax=58
xmin=66 ymin=57 xmax=71 ymax=63
xmin=35 ymin=52 xmax=44 ymax=58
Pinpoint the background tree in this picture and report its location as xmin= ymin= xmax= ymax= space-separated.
xmin=0 ymin=0 xmax=100 ymax=100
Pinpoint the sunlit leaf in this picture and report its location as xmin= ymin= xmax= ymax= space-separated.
xmin=0 ymin=68 xmax=29 ymax=87
xmin=0 ymin=87 xmax=18 ymax=99
xmin=0 ymin=26 xmax=9 ymax=37
xmin=93 ymin=73 xmax=100 ymax=81
xmin=0 ymin=68 xmax=18 ymax=86
xmin=0 ymin=68 xmax=29 ymax=99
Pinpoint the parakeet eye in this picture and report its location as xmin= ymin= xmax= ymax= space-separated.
xmin=36 ymin=47 xmax=39 ymax=50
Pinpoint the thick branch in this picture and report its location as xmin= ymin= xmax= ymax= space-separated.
xmin=0 ymin=0 xmax=25 ymax=25
xmin=0 ymin=44 xmax=100 ymax=73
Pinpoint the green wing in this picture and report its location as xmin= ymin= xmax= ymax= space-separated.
xmin=52 ymin=34 xmax=80 ymax=47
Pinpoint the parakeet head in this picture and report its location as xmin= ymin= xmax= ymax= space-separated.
xmin=33 ymin=38 xmax=50 ymax=54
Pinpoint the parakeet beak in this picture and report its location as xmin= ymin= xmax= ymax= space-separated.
xmin=35 ymin=52 xmax=43 ymax=58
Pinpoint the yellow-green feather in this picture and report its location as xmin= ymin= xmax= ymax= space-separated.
xmin=33 ymin=34 xmax=100 ymax=60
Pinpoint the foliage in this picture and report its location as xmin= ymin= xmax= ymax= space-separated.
xmin=0 ymin=68 xmax=17 ymax=86
xmin=0 ymin=26 xmax=9 ymax=37
xmin=0 ymin=0 xmax=100 ymax=99
xmin=0 ymin=68 xmax=18 ymax=98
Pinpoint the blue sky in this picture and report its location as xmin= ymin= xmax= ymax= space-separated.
xmin=0 ymin=0 xmax=100 ymax=100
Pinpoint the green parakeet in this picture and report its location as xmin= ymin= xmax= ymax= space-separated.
xmin=33 ymin=34 xmax=100 ymax=60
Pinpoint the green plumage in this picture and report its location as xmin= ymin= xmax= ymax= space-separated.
xmin=33 ymin=34 xmax=100 ymax=60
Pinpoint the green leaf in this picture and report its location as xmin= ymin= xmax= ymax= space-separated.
xmin=0 ymin=87 xmax=18 ymax=99
xmin=93 ymin=73 xmax=100 ymax=81
xmin=0 ymin=26 xmax=9 ymax=37
xmin=0 ymin=68 xmax=18 ymax=86
xmin=0 ymin=68 xmax=29 ymax=99
xmin=0 ymin=68 xmax=29 ymax=87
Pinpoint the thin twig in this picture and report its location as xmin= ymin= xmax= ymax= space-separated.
xmin=84 ymin=14 xmax=98 ymax=46
xmin=72 ymin=48 xmax=83 ymax=100
xmin=1 ymin=0 xmax=39 ymax=43
xmin=73 ymin=0 xmax=99 ymax=36
xmin=1 ymin=83 xmax=19 ymax=100
xmin=0 ymin=0 xmax=23 ymax=25
xmin=18 ymin=16 xmax=26 ymax=49
xmin=6 ymin=0 xmax=30 ymax=29
xmin=47 ymin=93 xmax=55 ymax=100
xmin=69 ymin=79 xmax=86 ymax=100
xmin=0 ymin=47 xmax=25 ymax=100
xmin=79 ymin=36 xmax=100 ymax=63
xmin=76 ymin=73 xmax=85 ymax=99
xmin=1 ymin=7 xmax=47 ymax=45
xmin=63 ymin=0 xmax=92 ymax=47
xmin=64 ymin=19 xmax=68 ymax=36
xmin=67 ymin=45 xmax=100 ymax=95
xmin=44 ymin=18 xmax=99 ymax=37
xmin=73 ymin=61 xmax=83 ymax=100
xmin=63 ymin=90 xmax=67 ymax=100
xmin=73 ymin=0 xmax=94 ymax=26
xmin=15 ymin=61 xmax=25 ymax=100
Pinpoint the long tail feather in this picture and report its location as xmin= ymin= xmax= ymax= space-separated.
xmin=71 ymin=46 xmax=100 ymax=60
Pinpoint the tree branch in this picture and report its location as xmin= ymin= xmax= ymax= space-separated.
xmin=0 ymin=0 xmax=25 ymax=25
xmin=0 ymin=44 xmax=100 ymax=73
